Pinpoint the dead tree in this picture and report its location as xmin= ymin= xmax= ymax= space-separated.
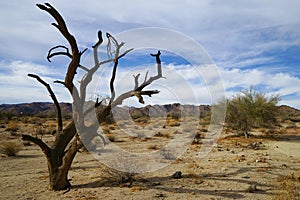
xmin=22 ymin=3 xmax=163 ymax=191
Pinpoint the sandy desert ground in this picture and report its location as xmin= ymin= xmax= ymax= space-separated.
xmin=1 ymin=117 xmax=300 ymax=200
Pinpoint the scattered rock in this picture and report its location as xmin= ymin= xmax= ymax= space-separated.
xmin=151 ymin=182 xmax=161 ymax=186
xmin=172 ymin=171 xmax=182 ymax=179
xmin=247 ymin=142 xmax=264 ymax=150
xmin=282 ymin=164 xmax=288 ymax=168
xmin=246 ymin=184 xmax=258 ymax=193
xmin=155 ymin=193 xmax=165 ymax=198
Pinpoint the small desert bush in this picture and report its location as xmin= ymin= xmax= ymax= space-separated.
xmin=0 ymin=141 xmax=21 ymax=156
xmin=99 ymin=154 xmax=140 ymax=187
xmin=154 ymin=131 xmax=163 ymax=137
xmin=274 ymin=173 xmax=300 ymax=200
xmin=5 ymin=121 xmax=19 ymax=132
xmin=154 ymin=131 xmax=171 ymax=138
xmin=167 ymin=119 xmax=180 ymax=127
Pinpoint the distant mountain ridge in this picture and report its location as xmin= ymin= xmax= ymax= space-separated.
xmin=0 ymin=102 xmax=299 ymax=119
xmin=0 ymin=102 xmax=211 ymax=118
xmin=0 ymin=102 xmax=72 ymax=117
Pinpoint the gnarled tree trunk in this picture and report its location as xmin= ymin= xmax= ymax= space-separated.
xmin=22 ymin=3 xmax=164 ymax=191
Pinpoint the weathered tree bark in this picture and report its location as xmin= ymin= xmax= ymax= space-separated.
xmin=22 ymin=3 xmax=164 ymax=191
xmin=22 ymin=121 xmax=81 ymax=190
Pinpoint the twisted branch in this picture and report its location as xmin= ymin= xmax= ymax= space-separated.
xmin=36 ymin=3 xmax=82 ymax=93
xmin=47 ymin=45 xmax=72 ymax=62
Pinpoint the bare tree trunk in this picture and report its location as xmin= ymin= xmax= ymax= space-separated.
xmin=22 ymin=3 xmax=163 ymax=191
xmin=23 ymin=121 xmax=81 ymax=190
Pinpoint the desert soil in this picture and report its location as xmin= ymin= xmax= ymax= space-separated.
xmin=1 ymin=120 xmax=300 ymax=200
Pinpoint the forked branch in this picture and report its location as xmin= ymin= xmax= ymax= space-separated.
xmin=110 ymin=50 xmax=163 ymax=106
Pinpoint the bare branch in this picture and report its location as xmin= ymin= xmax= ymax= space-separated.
xmin=109 ymin=59 xmax=118 ymax=102
xmin=133 ymin=74 xmax=140 ymax=90
xmin=36 ymin=3 xmax=82 ymax=93
xmin=54 ymin=80 xmax=66 ymax=86
xmin=144 ymin=71 xmax=149 ymax=83
xmin=92 ymin=30 xmax=103 ymax=48
xmin=78 ymin=65 xmax=90 ymax=72
xmin=22 ymin=134 xmax=51 ymax=158
xmin=92 ymin=31 xmax=103 ymax=67
xmin=28 ymin=74 xmax=63 ymax=131
xmin=110 ymin=50 xmax=163 ymax=106
xmin=112 ymin=90 xmax=160 ymax=106
xmin=106 ymin=33 xmax=134 ymax=104
xmin=136 ymin=50 xmax=163 ymax=91
xmin=47 ymin=45 xmax=72 ymax=62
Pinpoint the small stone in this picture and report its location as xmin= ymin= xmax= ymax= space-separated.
xmin=246 ymin=184 xmax=258 ymax=193
xmin=172 ymin=171 xmax=182 ymax=179
xmin=151 ymin=182 xmax=161 ymax=186
xmin=221 ymin=167 xmax=227 ymax=171
xmin=155 ymin=193 xmax=165 ymax=198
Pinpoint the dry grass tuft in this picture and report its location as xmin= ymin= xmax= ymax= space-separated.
xmin=273 ymin=173 xmax=300 ymax=200
xmin=129 ymin=186 xmax=147 ymax=192
xmin=5 ymin=121 xmax=19 ymax=133
xmin=0 ymin=140 xmax=21 ymax=156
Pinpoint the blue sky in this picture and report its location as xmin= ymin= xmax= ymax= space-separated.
xmin=0 ymin=0 xmax=300 ymax=109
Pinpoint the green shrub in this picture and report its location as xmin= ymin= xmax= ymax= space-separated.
xmin=224 ymin=87 xmax=280 ymax=138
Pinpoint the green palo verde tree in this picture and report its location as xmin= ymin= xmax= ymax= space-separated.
xmin=22 ymin=3 xmax=164 ymax=191
xmin=225 ymin=87 xmax=280 ymax=138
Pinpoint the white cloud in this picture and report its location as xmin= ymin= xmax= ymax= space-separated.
xmin=0 ymin=0 xmax=299 ymax=109
xmin=220 ymin=67 xmax=300 ymax=109
xmin=0 ymin=60 xmax=71 ymax=103
xmin=1 ymin=59 xmax=300 ymax=109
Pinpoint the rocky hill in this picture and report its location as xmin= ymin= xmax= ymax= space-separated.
xmin=0 ymin=102 xmax=299 ymax=121
xmin=0 ymin=102 xmax=72 ymax=118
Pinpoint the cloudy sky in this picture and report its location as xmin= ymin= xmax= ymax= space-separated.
xmin=1 ymin=0 xmax=300 ymax=109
